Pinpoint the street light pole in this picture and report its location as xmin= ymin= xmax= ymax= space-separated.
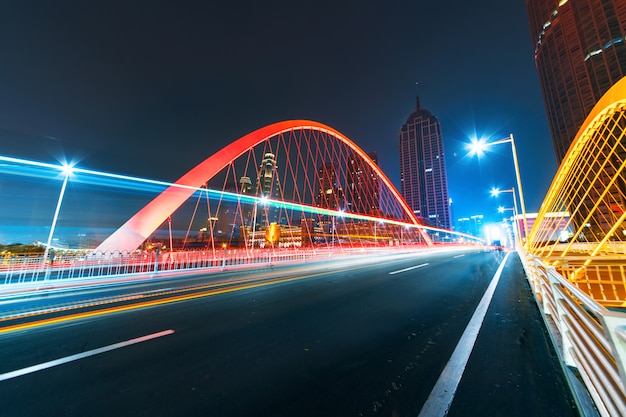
xmin=167 ymin=216 xmax=173 ymax=252
xmin=491 ymin=187 xmax=521 ymax=249
xmin=43 ymin=164 xmax=72 ymax=276
xmin=507 ymin=134 xmax=528 ymax=245
xmin=250 ymin=196 xmax=267 ymax=251
xmin=251 ymin=203 xmax=258 ymax=250
xmin=469 ymin=134 xmax=528 ymax=246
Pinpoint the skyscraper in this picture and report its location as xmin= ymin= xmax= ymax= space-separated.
xmin=256 ymin=152 xmax=282 ymax=226
xmin=399 ymin=95 xmax=451 ymax=229
xmin=527 ymin=0 xmax=626 ymax=163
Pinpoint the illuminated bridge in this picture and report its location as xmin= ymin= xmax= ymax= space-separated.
xmin=1 ymin=119 xmax=481 ymax=277
xmin=94 ymin=119 xmax=440 ymax=254
xmin=3 ymin=79 xmax=626 ymax=416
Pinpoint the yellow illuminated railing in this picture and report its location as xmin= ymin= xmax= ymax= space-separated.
xmin=526 ymin=76 xmax=626 ymax=306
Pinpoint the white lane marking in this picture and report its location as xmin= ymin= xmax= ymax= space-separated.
xmin=0 ymin=329 xmax=174 ymax=382
xmin=389 ymin=263 xmax=429 ymax=275
xmin=453 ymin=254 xmax=465 ymax=258
xmin=417 ymin=252 xmax=510 ymax=417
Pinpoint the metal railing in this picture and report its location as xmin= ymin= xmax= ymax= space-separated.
xmin=0 ymin=247 xmax=321 ymax=285
xmin=520 ymin=251 xmax=626 ymax=417
xmin=1 ymin=243 xmax=466 ymax=285
xmin=520 ymin=77 xmax=626 ymax=416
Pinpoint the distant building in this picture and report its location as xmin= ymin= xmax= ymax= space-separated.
xmin=205 ymin=177 xmax=255 ymax=244
xmin=346 ymin=151 xmax=380 ymax=215
xmin=526 ymin=0 xmax=626 ymax=163
xmin=256 ymin=152 xmax=282 ymax=226
xmin=316 ymin=162 xmax=345 ymax=210
xmin=399 ymin=94 xmax=451 ymax=229
xmin=456 ymin=215 xmax=484 ymax=237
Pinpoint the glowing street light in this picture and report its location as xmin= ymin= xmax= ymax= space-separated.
xmin=491 ymin=187 xmax=519 ymax=218
xmin=43 ymin=162 xmax=74 ymax=276
xmin=497 ymin=206 xmax=519 ymax=248
xmin=468 ymin=134 xmax=528 ymax=246
xmin=492 ymin=187 xmax=521 ymax=249
xmin=332 ymin=209 xmax=345 ymax=247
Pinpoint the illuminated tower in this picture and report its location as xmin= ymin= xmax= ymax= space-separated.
xmin=239 ymin=176 xmax=252 ymax=194
xmin=399 ymin=94 xmax=451 ymax=229
xmin=257 ymin=153 xmax=278 ymax=198
xmin=527 ymin=0 xmax=626 ymax=163
xmin=256 ymin=153 xmax=281 ymax=226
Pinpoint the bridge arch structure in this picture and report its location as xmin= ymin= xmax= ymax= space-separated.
xmin=527 ymin=76 xmax=626 ymax=305
xmin=96 ymin=120 xmax=437 ymax=253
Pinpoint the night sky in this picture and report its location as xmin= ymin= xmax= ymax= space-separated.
xmin=0 ymin=1 xmax=556 ymax=226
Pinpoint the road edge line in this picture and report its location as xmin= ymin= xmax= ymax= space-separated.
xmin=417 ymin=252 xmax=510 ymax=417
xmin=0 ymin=329 xmax=174 ymax=382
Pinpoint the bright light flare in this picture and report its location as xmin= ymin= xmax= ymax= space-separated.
xmin=467 ymin=138 xmax=488 ymax=156
xmin=61 ymin=162 xmax=75 ymax=176
xmin=490 ymin=188 xmax=501 ymax=197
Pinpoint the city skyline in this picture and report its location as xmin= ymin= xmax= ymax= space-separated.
xmin=0 ymin=1 xmax=555 ymax=227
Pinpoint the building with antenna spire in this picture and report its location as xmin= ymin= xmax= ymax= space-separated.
xmin=399 ymin=92 xmax=451 ymax=230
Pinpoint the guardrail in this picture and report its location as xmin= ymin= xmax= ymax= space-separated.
xmin=0 ymin=247 xmax=327 ymax=284
xmin=519 ymin=251 xmax=626 ymax=417
xmin=0 ymin=243 xmax=459 ymax=285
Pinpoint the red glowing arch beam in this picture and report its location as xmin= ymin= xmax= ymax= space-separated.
xmin=95 ymin=120 xmax=431 ymax=253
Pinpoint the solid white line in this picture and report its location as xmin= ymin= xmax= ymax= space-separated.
xmin=453 ymin=254 xmax=465 ymax=258
xmin=417 ymin=252 xmax=510 ymax=417
xmin=389 ymin=263 xmax=429 ymax=275
xmin=0 ymin=329 xmax=175 ymax=382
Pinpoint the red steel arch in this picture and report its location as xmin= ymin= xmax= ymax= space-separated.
xmin=96 ymin=120 xmax=430 ymax=253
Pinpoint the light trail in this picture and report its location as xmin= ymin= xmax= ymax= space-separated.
xmin=0 ymin=263 xmax=371 ymax=334
xmin=0 ymin=329 xmax=174 ymax=382
xmin=0 ymin=154 xmax=424 ymax=230
xmin=0 ymin=250 xmax=453 ymax=334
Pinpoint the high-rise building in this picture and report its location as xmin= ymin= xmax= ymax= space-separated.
xmin=316 ymin=162 xmax=345 ymax=210
xmin=456 ymin=215 xmax=484 ymax=237
xmin=346 ymin=151 xmax=380 ymax=215
xmin=256 ymin=153 xmax=282 ymax=226
xmin=527 ymin=0 xmax=626 ymax=163
xmin=399 ymin=95 xmax=451 ymax=229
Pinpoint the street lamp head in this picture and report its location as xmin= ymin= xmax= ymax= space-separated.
xmin=61 ymin=162 xmax=74 ymax=176
xmin=498 ymin=206 xmax=505 ymax=213
xmin=490 ymin=187 xmax=501 ymax=197
xmin=467 ymin=138 xmax=488 ymax=157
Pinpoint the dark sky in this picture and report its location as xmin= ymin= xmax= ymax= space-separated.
xmin=0 ymin=0 xmax=557 ymax=224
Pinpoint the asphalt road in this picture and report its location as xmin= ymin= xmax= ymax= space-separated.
xmin=0 ymin=249 xmax=578 ymax=417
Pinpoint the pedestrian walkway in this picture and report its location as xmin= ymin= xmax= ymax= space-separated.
xmin=447 ymin=252 xmax=585 ymax=417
